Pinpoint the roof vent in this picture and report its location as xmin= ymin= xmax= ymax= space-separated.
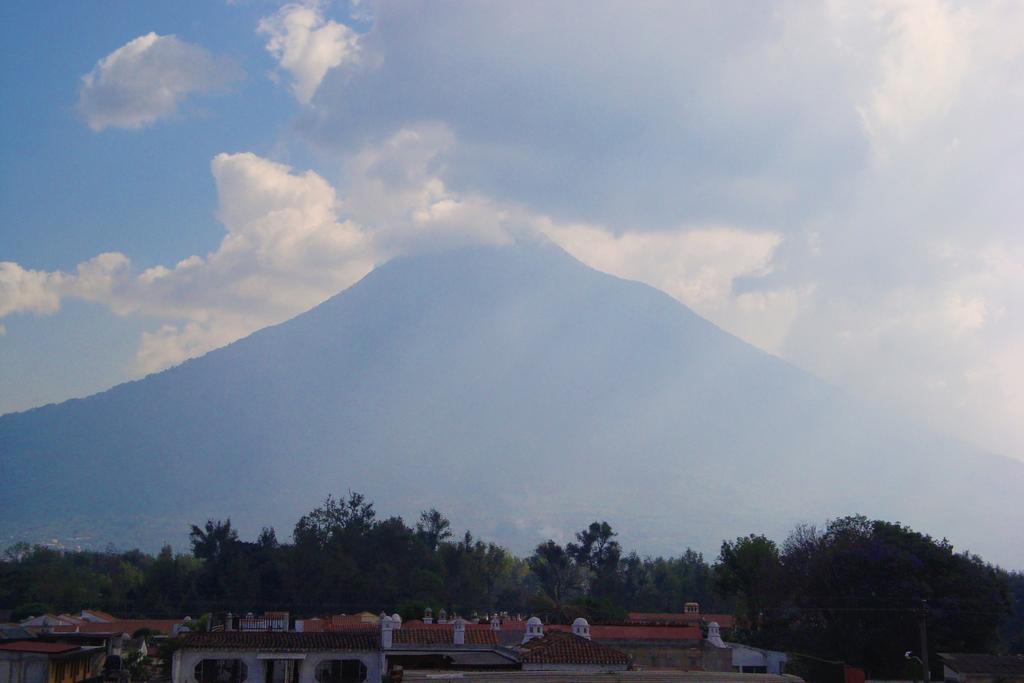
xmin=523 ymin=616 xmax=544 ymax=644
xmin=706 ymin=621 xmax=726 ymax=648
xmin=572 ymin=617 xmax=591 ymax=640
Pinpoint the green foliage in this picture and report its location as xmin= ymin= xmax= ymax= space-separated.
xmin=713 ymin=533 xmax=782 ymax=633
xmin=2 ymin=502 xmax=1018 ymax=673
xmin=712 ymin=515 xmax=1012 ymax=676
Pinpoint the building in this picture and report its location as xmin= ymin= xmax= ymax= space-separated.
xmin=940 ymin=653 xmax=1024 ymax=683
xmin=0 ymin=641 xmax=105 ymax=683
xmin=171 ymin=616 xmax=633 ymax=683
xmin=172 ymin=632 xmax=382 ymax=683
xmin=725 ymin=642 xmax=787 ymax=674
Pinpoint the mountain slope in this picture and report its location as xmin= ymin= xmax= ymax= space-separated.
xmin=2 ymin=241 xmax=1022 ymax=566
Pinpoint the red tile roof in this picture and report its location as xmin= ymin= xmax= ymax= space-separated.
xmin=487 ymin=621 xmax=701 ymax=642
xmin=393 ymin=628 xmax=498 ymax=646
xmin=48 ymin=619 xmax=185 ymax=636
xmin=182 ymin=631 xmax=378 ymax=651
xmin=0 ymin=641 xmax=80 ymax=654
xmin=520 ymin=633 xmax=629 ymax=666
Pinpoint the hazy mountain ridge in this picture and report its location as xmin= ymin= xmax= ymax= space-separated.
xmin=2 ymin=241 xmax=1022 ymax=566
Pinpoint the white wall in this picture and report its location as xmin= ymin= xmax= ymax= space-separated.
xmin=173 ymin=649 xmax=380 ymax=683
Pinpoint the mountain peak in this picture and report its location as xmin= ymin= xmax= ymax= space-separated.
xmin=2 ymin=242 xmax=1022 ymax=567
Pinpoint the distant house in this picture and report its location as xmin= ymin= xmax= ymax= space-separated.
xmin=726 ymin=641 xmax=787 ymax=674
xmin=171 ymin=631 xmax=382 ymax=683
xmin=0 ymin=641 xmax=105 ymax=683
xmin=940 ymin=652 xmax=1024 ymax=683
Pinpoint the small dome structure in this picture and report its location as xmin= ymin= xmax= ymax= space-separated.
xmin=523 ymin=616 xmax=544 ymax=644
xmin=571 ymin=617 xmax=591 ymax=640
xmin=706 ymin=621 xmax=726 ymax=648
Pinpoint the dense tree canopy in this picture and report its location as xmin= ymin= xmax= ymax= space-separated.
xmin=2 ymin=502 xmax=1021 ymax=672
xmin=711 ymin=516 xmax=1015 ymax=676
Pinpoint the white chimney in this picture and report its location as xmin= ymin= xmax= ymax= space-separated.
xmin=381 ymin=615 xmax=394 ymax=649
xmin=706 ymin=621 xmax=726 ymax=648
xmin=522 ymin=617 xmax=544 ymax=644
xmin=572 ymin=618 xmax=591 ymax=640
xmin=453 ymin=618 xmax=465 ymax=645
xmin=490 ymin=615 xmax=501 ymax=631
xmin=424 ymin=608 xmax=433 ymax=625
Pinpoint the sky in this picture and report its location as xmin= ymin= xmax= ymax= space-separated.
xmin=2 ymin=0 xmax=1023 ymax=463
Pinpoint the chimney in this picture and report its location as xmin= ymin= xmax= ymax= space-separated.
xmin=381 ymin=615 xmax=394 ymax=649
xmin=706 ymin=621 xmax=726 ymax=649
xmin=522 ymin=617 xmax=544 ymax=644
xmin=572 ymin=618 xmax=591 ymax=640
xmin=490 ymin=615 xmax=501 ymax=631
xmin=453 ymin=618 xmax=465 ymax=646
xmin=424 ymin=608 xmax=433 ymax=625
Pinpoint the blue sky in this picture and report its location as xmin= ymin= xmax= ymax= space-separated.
xmin=2 ymin=0 xmax=1024 ymax=462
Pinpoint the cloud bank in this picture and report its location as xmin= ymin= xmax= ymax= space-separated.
xmin=78 ymin=33 xmax=239 ymax=131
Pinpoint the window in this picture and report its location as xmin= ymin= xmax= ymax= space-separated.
xmin=194 ymin=659 xmax=248 ymax=683
xmin=315 ymin=659 xmax=367 ymax=683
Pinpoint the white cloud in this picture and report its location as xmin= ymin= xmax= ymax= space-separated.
xmin=78 ymin=33 xmax=238 ymax=131
xmin=856 ymin=0 xmax=974 ymax=156
xmin=0 ymin=254 xmax=130 ymax=326
xmin=0 ymin=262 xmax=66 ymax=320
xmin=258 ymin=1 xmax=360 ymax=104
xmin=542 ymin=223 xmax=805 ymax=353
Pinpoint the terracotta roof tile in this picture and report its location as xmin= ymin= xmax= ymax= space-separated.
xmin=519 ymin=633 xmax=629 ymax=666
xmin=393 ymin=628 xmax=497 ymax=646
xmin=48 ymin=619 xmax=185 ymax=635
xmin=182 ymin=631 xmax=378 ymax=651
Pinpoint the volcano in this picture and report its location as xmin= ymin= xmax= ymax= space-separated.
xmin=2 ymin=240 xmax=1022 ymax=566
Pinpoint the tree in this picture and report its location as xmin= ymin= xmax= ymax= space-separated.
xmin=714 ymin=534 xmax=782 ymax=635
xmin=528 ymin=541 xmax=584 ymax=620
xmin=567 ymin=521 xmax=622 ymax=600
xmin=779 ymin=515 xmax=1011 ymax=676
xmin=416 ymin=509 xmax=452 ymax=552
xmin=293 ymin=491 xmax=376 ymax=547
xmin=189 ymin=519 xmax=239 ymax=562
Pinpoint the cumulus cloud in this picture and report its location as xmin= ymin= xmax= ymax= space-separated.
xmin=78 ymin=33 xmax=239 ymax=131
xmin=0 ymin=263 xmax=66 ymax=323
xmin=258 ymin=1 xmax=360 ymax=104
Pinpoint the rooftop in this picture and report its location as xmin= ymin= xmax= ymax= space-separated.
xmin=519 ymin=632 xmax=630 ymax=667
xmin=939 ymin=653 xmax=1024 ymax=676
xmin=181 ymin=631 xmax=379 ymax=652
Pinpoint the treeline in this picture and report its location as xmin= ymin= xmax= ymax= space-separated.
xmin=2 ymin=493 xmax=1022 ymax=676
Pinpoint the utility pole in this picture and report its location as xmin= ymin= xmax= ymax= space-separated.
xmin=919 ymin=599 xmax=930 ymax=683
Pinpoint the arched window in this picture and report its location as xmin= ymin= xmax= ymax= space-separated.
xmin=194 ymin=659 xmax=248 ymax=683
xmin=315 ymin=659 xmax=367 ymax=683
